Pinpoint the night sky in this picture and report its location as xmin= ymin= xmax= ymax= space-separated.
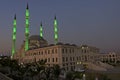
xmin=0 ymin=0 xmax=120 ymax=53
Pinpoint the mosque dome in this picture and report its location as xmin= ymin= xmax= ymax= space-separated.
xmin=29 ymin=35 xmax=46 ymax=41
xmin=29 ymin=35 xmax=48 ymax=49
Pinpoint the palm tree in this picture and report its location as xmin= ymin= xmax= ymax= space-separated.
xmin=65 ymin=71 xmax=74 ymax=80
xmin=52 ymin=65 xmax=61 ymax=80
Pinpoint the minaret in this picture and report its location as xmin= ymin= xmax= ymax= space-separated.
xmin=40 ymin=22 xmax=43 ymax=38
xmin=12 ymin=14 xmax=17 ymax=58
xmin=54 ymin=16 xmax=58 ymax=44
xmin=25 ymin=4 xmax=29 ymax=51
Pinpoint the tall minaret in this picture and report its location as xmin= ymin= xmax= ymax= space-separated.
xmin=25 ymin=4 xmax=29 ymax=51
xmin=40 ymin=22 xmax=43 ymax=38
xmin=54 ymin=16 xmax=58 ymax=44
xmin=12 ymin=14 xmax=17 ymax=58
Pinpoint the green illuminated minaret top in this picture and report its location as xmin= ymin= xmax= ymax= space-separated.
xmin=25 ymin=4 xmax=29 ymax=51
xmin=12 ymin=14 xmax=17 ymax=58
xmin=40 ymin=22 xmax=43 ymax=38
xmin=54 ymin=16 xmax=58 ymax=44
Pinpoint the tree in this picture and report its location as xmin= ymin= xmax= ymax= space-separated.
xmin=52 ymin=65 xmax=61 ymax=80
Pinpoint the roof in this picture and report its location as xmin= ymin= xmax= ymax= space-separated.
xmin=29 ymin=35 xmax=46 ymax=41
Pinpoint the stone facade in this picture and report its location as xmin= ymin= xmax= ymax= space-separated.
xmin=14 ymin=35 xmax=100 ymax=71
xmin=100 ymin=52 xmax=120 ymax=64
xmin=14 ymin=35 xmax=120 ymax=71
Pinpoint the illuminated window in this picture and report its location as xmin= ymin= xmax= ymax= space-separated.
xmin=77 ymin=62 xmax=79 ymax=64
xmin=82 ymin=47 xmax=84 ymax=49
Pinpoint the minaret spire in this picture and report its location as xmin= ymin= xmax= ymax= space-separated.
xmin=12 ymin=14 xmax=17 ymax=58
xmin=40 ymin=22 xmax=43 ymax=38
xmin=54 ymin=16 xmax=58 ymax=44
xmin=27 ymin=3 xmax=29 ymax=9
xmin=25 ymin=4 xmax=29 ymax=51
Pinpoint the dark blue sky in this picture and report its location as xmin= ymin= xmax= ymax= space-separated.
xmin=0 ymin=0 xmax=120 ymax=53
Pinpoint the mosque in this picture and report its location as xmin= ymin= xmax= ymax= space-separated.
xmin=13 ymin=4 xmax=119 ymax=71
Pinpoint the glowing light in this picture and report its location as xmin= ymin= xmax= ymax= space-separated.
xmin=25 ymin=28 xmax=29 ymax=33
xmin=25 ymin=40 xmax=29 ymax=51
xmin=55 ymin=34 xmax=58 ymax=39
xmin=80 ymin=61 xmax=82 ymax=64
xmin=13 ymin=35 xmax=16 ymax=40
xmin=12 ymin=15 xmax=17 ymax=58
xmin=55 ymin=28 xmax=57 ymax=32
xmin=26 ymin=9 xmax=29 ymax=16
xmin=82 ymin=47 xmax=84 ymax=49
xmin=40 ymin=28 xmax=43 ymax=31
xmin=13 ymin=28 xmax=16 ymax=33
xmin=25 ymin=4 xmax=29 ymax=51
xmin=54 ymin=16 xmax=58 ymax=44
xmin=26 ymin=19 xmax=29 ymax=24
xmin=13 ymin=20 xmax=16 ymax=25
xmin=54 ymin=20 xmax=57 ymax=25
xmin=40 ymin=23 xmax=43 ymax=38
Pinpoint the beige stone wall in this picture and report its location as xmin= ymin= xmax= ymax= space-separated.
xmin=100 ymin=52 xmax=120 ymax=63
xmin=15 ymin=44 xmax=101 ymax=71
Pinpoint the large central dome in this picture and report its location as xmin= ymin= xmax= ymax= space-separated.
xmin=29 ymin=35 xmax=46 ymax=41
xmin=29 ymin=35 xmax=48 ymax=49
